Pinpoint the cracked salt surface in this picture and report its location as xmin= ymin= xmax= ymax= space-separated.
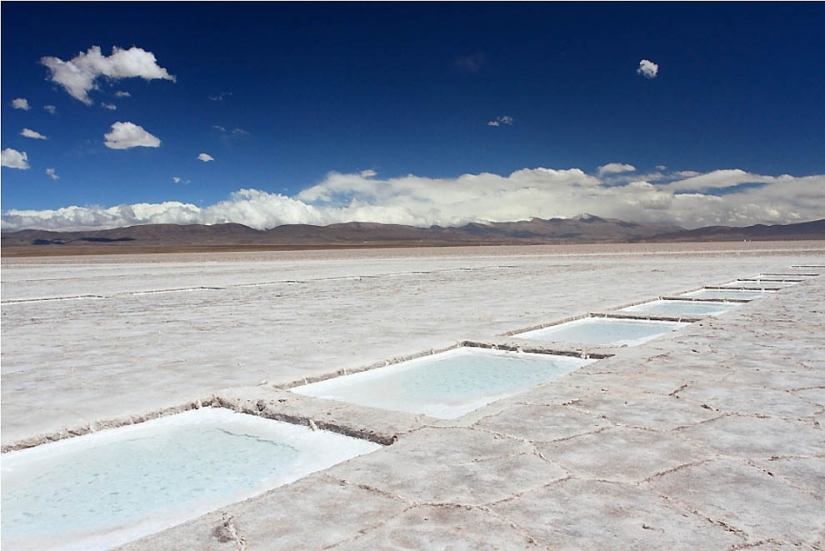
xmin=3 ymin=243 xmax=825 ymax=549
xmin=291 ymin=347 xmax=594 ymax=419
xmin=0 ymin=408 xmax=379 ymax=551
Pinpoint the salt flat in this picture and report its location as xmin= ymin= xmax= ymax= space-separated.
xmin=2 ymin=241 xmax=824 ymax=549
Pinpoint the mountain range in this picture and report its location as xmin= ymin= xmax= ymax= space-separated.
xmin=2 ymin=215 xmax=824 ymax=256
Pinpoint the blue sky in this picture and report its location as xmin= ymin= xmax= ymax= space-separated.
xmin=2 ymin=2 xmax=824 ymax=231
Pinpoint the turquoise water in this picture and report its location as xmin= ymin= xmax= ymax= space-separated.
xmin=292 ymin=348 xmax=594 ymax=419
xmin=515 ymin=317 xmax=688 ymax=347
xmin=1 ymin=409 xmax=379 ymax=550
xmin=620 ymin=299 xmax=735 ymax=317
xmin=681 ymin=288 xmax=774 ymax=300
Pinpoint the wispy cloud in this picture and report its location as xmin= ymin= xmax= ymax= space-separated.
xmin=21 ymin=128 xmax=48 ymax=140
xmin=208 ymin=92 xmax=232 ymax=101
xmin=12 ymin=98 xmax=30 ymax=110
xmin=44 ymin=105 xmax=57 ymax=115
xmin=637 ymin=59 xmax=659 ymax=79
xmin=1 ymin=149 xmax=30 ymax=169
xmin=41 ymin=45 xmax=175 ymax=105
xmin=46 ymin=168 xmax=59 ymax=180
xmin=114 ymin=91 xmax=131 ymax=98
xmin=173 ymin=176 xmax=190 ymax=185
xmin=455 ymin=54 xmax=486 ymax=73
xmin=4 ymin=167 xmax=824 ymax=232
xmin=104 ymin=122 xmax=161 ymax=150
xmin=487 ymin=115 xmax=514 ymax=127
xmin=598 ymin=162 xmax=635 ymax=175
xmin=101 ymin=103 xmax=117 ymax=111
xmin=198 ymin=153 xmax=215 ymax=162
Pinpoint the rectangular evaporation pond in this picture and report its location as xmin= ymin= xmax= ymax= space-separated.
xmin=291 ymin=347 xmax=594 ymax=420
xmin=1 ymin=408 xmax=380 ymax=551
xmin=515 ymin=317 xmax=689 ymax=347
xmin=722 ymin=280 xmax=795 ymax=289
xmin=619 ymin=299 xmax=735 ymax=317
xmin=681 ymin=288 xmax=775 ymax=300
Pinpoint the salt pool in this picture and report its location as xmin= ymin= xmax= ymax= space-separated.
xmin=620 ymin=299 xmax=735 ymax=317
xmin=1 ymin=408 xmax=380 ymax=551
xmin=291 ymin=347 xmax=594 ymax=420
xmin=514 ymin=316 xmax=689 ymax=347
xmin=722 ymin=279 xmax=796 ymax=289
xmin=681 ymin=288 xmax=775 ymax=300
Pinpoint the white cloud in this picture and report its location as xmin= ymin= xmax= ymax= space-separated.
xmin=455 ymin=54 xmax=486 ymax=73
xmin=41 ymin=46 xmax=175 ymax=105
xmin=1 ymin=149 xmax=30 ymax=169
xmin=104 ymin=122 xmax=161 ymax=150
xmin=212 ymin=125 xmax=227 ymax=132
xmin=198 ymin=153 xmax=214 ymax=162
xmin=114 ymin=91 xmax=131 ymax=97
xmin=360 ymin=169 xmax=377 ymax=178
xmin=637 ymin=59 xmax=659 ymax=79
xmin=488 ymin=115 xmax=514 ymax=127
xmin=12 ymin=98 xmax=30 ymax=110
xmin=21 ymin=128 xmax=48 ymax=140
xmin=44 ymin=105 xmax=57 ymax=114
xmin=3 ymin=167 xmax=824 ymax=232
xmin=46 ymin=168 xmax=59 ymax=180
xmin=173 ymin=176 xmax=190 ymax=185
xmin=101 ymin=103 xmax=117 ymax=110
xmin=597 ymin=163 xmax=636 ymax=175
xmin=208 ymin=92 xmax=232 ymax=101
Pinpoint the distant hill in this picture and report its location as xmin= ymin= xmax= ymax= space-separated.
xmin=2 ymin=216 xmax=824 ymax=256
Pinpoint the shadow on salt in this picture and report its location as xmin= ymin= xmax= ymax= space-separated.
xmin=1 ymin=408 xmax=380 ymax=551
xmin=291 ymin=347 xmax=595 ymax=420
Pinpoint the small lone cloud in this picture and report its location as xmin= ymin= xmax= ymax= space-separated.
xmin=455 ymin=53 xmax=486 ymax=73
xmin=360 ymin=169 xmax=377 ymax=178
xmin=198 ymin=153 xmax=214 ymax=162
xmin=488 ymin=115 xmax=514 ymax=127
xmin=637 ymin=59 xmax=659 ymax=79
xmin=114 ymin=91 xmax=131 ymax=98
xmin=208 ymin=92 xmax=232 ymax=101
xmin=104 ymin=121 xmax=161 ymax=150
xmin=1 ymin=148 xmax=30 ymax=169
xmin=46 ymin=168 xmax=59 ymax=180
xmin=598 ymin=163 xmax=636 ymax=176
xmin=212 ymin=125 xmax=227 ymax=132
xmin=101 ymin=103 xmax=117 ymax=111
xmin=656 ymin=164 xmax=667 ymax=171
xmin=44 ymin=105 xmax=57 ymax=115
xmin=21 ymin=128 xmax=48 ymax=140
xmin=173 ymin=176 xmax=190 ymax=185
xmin=12 ymin=98 xmax=31 ymax=110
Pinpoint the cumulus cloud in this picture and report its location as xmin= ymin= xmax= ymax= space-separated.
xmin=46 ymin=168 xmax=59 ymax=180
xmin=21 ymin=128 xmax=48 ymax=140
xmin=41 ymin=46 xmax=175 ymax=105
xmin=101 ymin=103 xmax=117 ymax=110
xmin=598 ymin=163 xmax=636 ymax=175
xmin=104 ymin=122 xmax=161 ymax=150
xmin=12 ymin=98 xmax=30 ymax=110
xmin=1 ymin=149 xmax=30 ymax=169
xmin=3 ymin=167 xmax=825 ymax=232
xmin=44 ymin=105 xmax=57 ymax=114
xmin=198 ymin=153 xmax=214 ymax=162
xmin=637 ymin=59 xmax=659 ymax=79
xmin=488 ymin=115 xmax=514 ymax=127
